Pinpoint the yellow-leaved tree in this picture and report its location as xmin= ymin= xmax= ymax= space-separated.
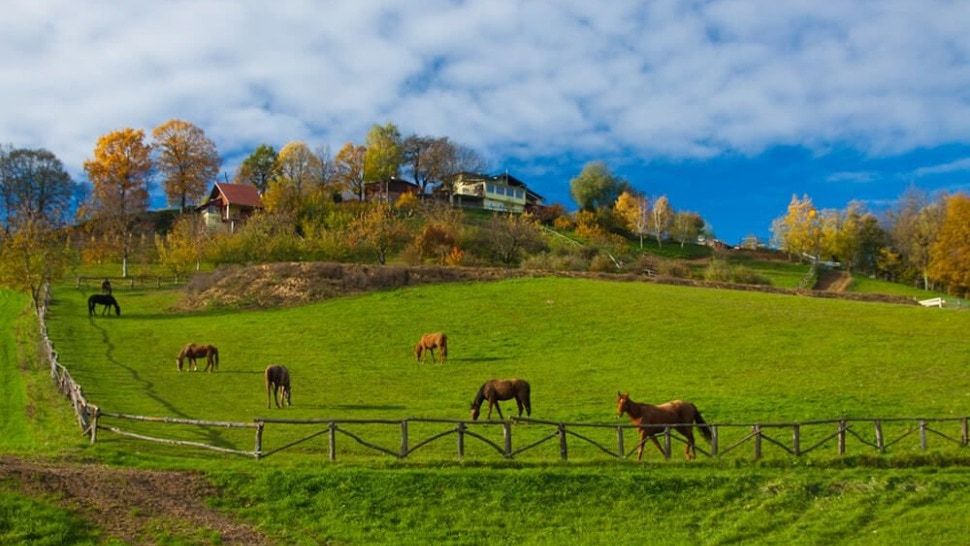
xmin=614 ymin=191 xmax=649 ymax=248
xmin=151 ymin=119 xmax=220 ymax=211
xmin=649 ymin=195 xmax=672 ymax=248
xmin=335 ymin=142 xmax=367 ymax=200
xmin=83 ymin=128 xmax=152 ymax=277
xmin=928 ymin=193 xmax=970 ymax=297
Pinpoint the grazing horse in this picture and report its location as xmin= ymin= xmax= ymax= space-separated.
xmin=470 ymin=379 xmax=531 ymax=420
xmin=414 ymin=332 xmax=448 ymax=364
xmin=87 ymin=294 xmax=120 ymax=317
xmin=616 ymin=392 xmax=711 ymax=461
xmin=176 ymin=344 xmax=220 ymax=372
xmin=265 ymin=365 xmax=292 ymax=408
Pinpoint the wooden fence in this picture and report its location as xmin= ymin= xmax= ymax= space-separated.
xmin=75 ymin=275 xmax=186 ymax=290
xmin=35 ymin=284 xmax=969 ymax=462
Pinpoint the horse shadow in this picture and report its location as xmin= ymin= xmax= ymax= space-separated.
xmin=446 ymin=356 xmax=510 ymax=364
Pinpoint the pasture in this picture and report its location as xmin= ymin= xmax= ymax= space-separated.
xmin=4 ymin=277 xmax=969 ymax=544
xmin=41 ymin=276 xmax=970 ymax=461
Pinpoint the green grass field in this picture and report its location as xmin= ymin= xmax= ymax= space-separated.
xmin=3 ymin=276 xmax=970 ymax=544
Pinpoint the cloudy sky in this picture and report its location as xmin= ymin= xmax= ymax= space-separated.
xmin=3 ymin=0 xmax=969 ymax=242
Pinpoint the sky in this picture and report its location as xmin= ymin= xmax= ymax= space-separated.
xmin=2 ymin=0 xmax=970 ymax=243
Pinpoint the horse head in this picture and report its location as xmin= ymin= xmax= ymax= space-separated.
xmin=470 ymin=404 xmax=480 ymax=421
xmin=414 ymin=343 xmax=424 ymax=362
xmin=616 ymin=392 xmax=631 ymax=417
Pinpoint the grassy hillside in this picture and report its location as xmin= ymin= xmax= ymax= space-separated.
xmin=42 ymin=276 xmax=970 ymax=462
xmin=4 ymin=278 xmax=970 ymax=544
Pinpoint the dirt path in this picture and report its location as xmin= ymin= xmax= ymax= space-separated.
xmin=814 ymin=270 xmax=852 ymax=292
xmin=0 ymin=457 xmax=269 ymax=545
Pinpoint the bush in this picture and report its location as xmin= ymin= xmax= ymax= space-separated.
xmin=589 ymin=253 xmax=617 ymax=272
xmin=703 ymin=259 xmax=770 ymax=285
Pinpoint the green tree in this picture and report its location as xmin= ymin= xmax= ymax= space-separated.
xmin=363 ymin=123 xmax=402 ymax=183
xmin=0 ymin=147 xmax=75 ymax=232
xmin=671 ymin=211 xmax=705 ymax=248
xmin=151 ymin=119 xmax=220 ymax=211
xmin=569 ymin=162 xmax=629 ymax=211
xmin=234 ymin=144 xmax=279 ymax=193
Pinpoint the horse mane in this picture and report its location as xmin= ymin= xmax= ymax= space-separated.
xmin=470 ymin=382 xmax=486 ymax=409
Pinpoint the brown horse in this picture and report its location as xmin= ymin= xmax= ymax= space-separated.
xmin=616 ymin=392 xmax=711 ymax=461
xmin=470 ymin=379 xmax=531 ymax=420
xmin=415 ymin=332 xmax=448 ymax=364
xmin=265 ymin=365 xmax=291 ymax=409
xmin=176 ymin=343 xmax=219 ymax=372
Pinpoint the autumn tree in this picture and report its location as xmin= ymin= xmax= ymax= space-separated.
xmin=83 ymin=128 xmax=152 ymax=277
xmin=928 ymin=193 xmax=970 ymax=296
xmin=614 ymin=191 xmax=649 ymax=248
xmin=234 ymin=144 xmax=278 ymax=192
xmin=672 ymin=211 xmax=705 ymax=248
xmin=649 ymin=195 xmax=673 ymax=247
xmin=476 ymin=213 xmax=546 ymax=267
xmin=335 ymin=142 xmax=367 ymax=200
xmin=888 ymin=188 xmax=944 ymax=289
xmin=262 ymin=141 xmax=322 ymax=213
xmin=403 ymin=135 xmax=457 ymax=193
xmin=775 ymin=194 xmax=822 ymax=261
xmin=349 ymin=202 xmax=408 ymax=264
xmin=0 ymin=147 xmax=75 ymax=309
xmin=363 ymin=122 xmax=403 ymax=183
xmin=151 ymin=119 xmax=220 ymax=211
xmin=155 ymin=214 xmax=208 ymax=277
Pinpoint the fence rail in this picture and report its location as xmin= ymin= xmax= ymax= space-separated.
xmin=75 ymin=275 xmax=186 ymax=290
xmin=35 ymin=283 xmax=970 ymax=462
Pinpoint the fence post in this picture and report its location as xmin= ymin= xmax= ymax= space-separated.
xmin=558 ymin=423 xmax=568 ymax=461
xmin=710 ymin=425 xmax=718 ymax=457
xmin=89 ymin=406 xmax=99 ymax=444
xmin=838 ymin=420 xmax=846 ymax=456
xmin=919 ymin=420 xmax=927 ymax=450
xmin=457 ymin=422 xmax=465 ymax=460
xmin=503 ymin=421 xmax=512 ymax=458
xmin=663 ymin=426 xmax=671 ymax=460
xmin=129 ymin=278 xmax=134 ymax=289
xmin=616 ymin=426 xmax=625 ymax=459
xmin=400 ymin=420 xmax=409 ymax=458
xmin=962 ymin=417 xmax=968 ymax=447
xmin=254 ymin=421 xmax=264 ymax=459
xmin=75 ymin=276 xmax=81 ymax=289
xmin=328 ymin=422 xmax=336 ymax=461
xmin=792 ymin=424 xmax=800 ymax=456
xmin=875 ymin=420 xmax=884 ymax=453
xmin=753 ymin=425 xmax=762 ymax=460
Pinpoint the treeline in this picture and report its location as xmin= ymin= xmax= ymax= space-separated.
xmin=771 ymin=189 xmax=970 ymax=296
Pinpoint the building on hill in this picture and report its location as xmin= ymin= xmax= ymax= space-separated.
xmin=445 ymin=172 xmax=534 ymax=213
xmin=197 ymin=183 xmax=262 ymax=233
xmin=363 ymin=177 xmax=421 ymax=204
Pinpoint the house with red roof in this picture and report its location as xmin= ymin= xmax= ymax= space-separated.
xmin=197 ymin=183 xmax=263 ymax=233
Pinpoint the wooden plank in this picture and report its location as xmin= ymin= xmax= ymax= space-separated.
xmin=753 ymin=425 xmax=762 ymax=460
xmin=875 ymin=420 xmax=884 ymax=452
xmin=792 ymin=424 xmax=800 ymax=456
xmin=503 ymin=422 xmax=512 ymax=458
xmin=328 ymin=422 xmax=336 ymax=461
xmin=919 ymin=420 xmax=927 ymax=450
xmin=616 ymin=426 xmax=625 ymax=459
xmin=100 ymin=412 xmax=256 ymax=429
xmin=400 ymin=420 xmax=409 ymax=458
xmin=457 ymin=422 xmax=465 ymax=459
xmin=838 ymin=420 xmax=846 ymax=455
xmin=254 ymin=422 xmax=264 ymax=459
xmin=711 ymin=426 xmax=719 ymax=457
xmin=101 ymin=425 xmax=255 ymax=457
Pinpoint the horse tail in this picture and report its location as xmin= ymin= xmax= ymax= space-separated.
xmin=694 ymin=406 xmax=712 ymax=443
xmin=522 ymin=381 xmax=531 ymax=416
xmin=213 ymin=347 xmax=219 ymax=369
xmin=440 ymin=334 xmax=447 ymax=358
xmin=87 ymin=296 xmax=94 ymax=316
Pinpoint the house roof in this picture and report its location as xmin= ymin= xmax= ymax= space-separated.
xmin=364 ymin=177 xmax=420 ymax=191
xmin=211 ymin=183 xmax=262 ymax=208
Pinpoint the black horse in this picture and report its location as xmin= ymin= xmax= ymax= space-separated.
xmin=87 ymin=294 xmax=120 ymax=316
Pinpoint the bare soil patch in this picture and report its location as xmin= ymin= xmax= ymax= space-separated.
xmin=815 ymin=270 xmax=853 ymax=293
xmin=0 ymin=456 xmax=269 ymax=545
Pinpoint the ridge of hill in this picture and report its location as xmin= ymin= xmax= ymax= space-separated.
xmin=180 ymin=261 xmax=919 ymax=310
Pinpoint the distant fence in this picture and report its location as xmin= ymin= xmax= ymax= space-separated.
xmin=35 ymin=283 xmax=969 ymax=462
xmin=75 ymin=275 xmax=186 ymax=290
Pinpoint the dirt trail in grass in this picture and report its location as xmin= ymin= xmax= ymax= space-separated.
xmin=814 ymin=270 xmax=852 ymax=292
xmin=0 ymin=456 xmax=269 ymax=545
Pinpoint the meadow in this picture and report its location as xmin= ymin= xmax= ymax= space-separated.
xmin=3 ymin=276 xmax=969 ymax=544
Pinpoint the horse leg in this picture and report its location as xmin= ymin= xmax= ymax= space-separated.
xmin=515 ymin=397 xmax=524 ymax=417
xmin=636 ymin=430 xmax=648 ymax=461
xmin=494 ymin=401 xmax=504 ymax=420
xmin=678 ymin=427 xmax=696 ymax=460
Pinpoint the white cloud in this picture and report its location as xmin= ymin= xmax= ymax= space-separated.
xmin=1 ymin=0 xmax=968 ymax=181
xmin=913 ymin=158 xmax=970 ymax=177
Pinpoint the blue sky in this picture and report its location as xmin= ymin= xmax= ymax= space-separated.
xmin=3 ymin=0 xmax=969 ymax=243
